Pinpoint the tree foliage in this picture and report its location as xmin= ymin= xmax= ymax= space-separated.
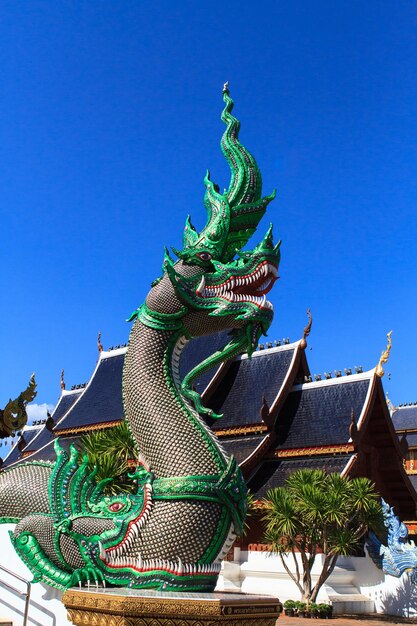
xmin=262 ymin=469 xmax=383 ymax=603
xmin=80 ymin=421 xmax=138 ymax=495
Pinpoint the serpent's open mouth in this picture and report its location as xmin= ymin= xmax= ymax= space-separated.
xmin=196 ymin=260 xmax=278 ymax=310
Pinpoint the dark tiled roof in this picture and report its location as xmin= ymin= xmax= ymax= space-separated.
xmin=52 ymin=391 xmax=83 ymax=423
xmin=3 ymin=427 xmax=43 ymax=467
xmin=179 ymin=331 xmax=232 ymax=393
xmin=392 ymin=406 xmax=417 ymax=432
xmin=276 ymin=378 xmax=371 ymax=449
xmin=208 ymin=348 xmax=295 ymax=429
xmin=408 ymin=474 xmax=417 ymax=493
xmin=404 ymin=433 xmax=417 ymax=448
xmin=249 ymin=456 xmax=351 ymax=498
xmin=23 ymin=435 xmax=81 ymax=463
xmin=23 ymin=439 xmax=56 ymax=462
xmin=21 ymin=428 xmax=41 ymax=449
xmin=2 ymin=443 xmax=22 ymax=466
xmin=221 ymin=435 xmax=266 ymax=464
xmin=55 ymin=354 xmax=125 ymax=432
xmin=12 ymin=390 xmax=84 ymax=462
xmin=24 ymin=426 xmax=54 ymax=455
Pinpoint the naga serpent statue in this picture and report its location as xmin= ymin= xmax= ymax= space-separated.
xmin=0 ymin=85 xmax=280 ymax=592
xmin=367 ymin=499 xmax=417 ymax=582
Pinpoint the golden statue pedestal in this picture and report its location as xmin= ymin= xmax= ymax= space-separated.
xmin=62 ymin=587 xmax=281 ymax=626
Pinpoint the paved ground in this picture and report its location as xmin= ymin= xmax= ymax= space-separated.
xmin=278 ymin=616 xmax=417 ymax=625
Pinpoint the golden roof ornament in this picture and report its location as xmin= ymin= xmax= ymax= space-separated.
xmin=60 ymin=369 xmax=65 ymax=390
xmin=97 ymin=330 xmax=103 ymax=353
xmin=300 ymin=308 xmax=313 ymax=349
xmin=0 ymin=374 xmax=37 ymax=438
xmin=376 ymin=330 xmax=392 ymax=378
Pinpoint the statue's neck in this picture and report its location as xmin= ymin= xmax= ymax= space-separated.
xmin=123 ymin=320 xmax=228 ymax=478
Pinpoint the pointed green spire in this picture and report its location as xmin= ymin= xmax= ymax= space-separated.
xmin=181 ymin=84 xmax=276 ymax=263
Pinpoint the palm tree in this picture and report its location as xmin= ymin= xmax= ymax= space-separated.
xmin=80 ymin=421 xmax=138 ymax=495
xmin=262 ymin=469 xmax=383 ymax=603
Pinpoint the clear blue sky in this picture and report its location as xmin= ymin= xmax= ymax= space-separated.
xmin=1 ymin=1 xmax=417 ymax=425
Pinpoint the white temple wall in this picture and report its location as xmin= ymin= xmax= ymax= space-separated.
xmin=217 ymin=547 xmax=417 ymax=617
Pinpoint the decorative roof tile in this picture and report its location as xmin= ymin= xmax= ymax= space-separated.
xmin=276 ymin=376 xmax=372 ymax=449
xmin=208 ymin=346 xmax=296 ymax=429
xmin=25 ymin=389 xmax=84 ymax=454
xmin=249 ymin=456 xmax=352 ymax=498
xmin=24 ymin=436 xmax=80 ymax=463
xmin=403 ymin=433 xmax=417 ymax=448
xmin=179 ymin=331 xmax=232 ymax=392
xmin=392 ymin=406 xmax=417 ymax=432
xmin=221 ymin=435 xmax=266 ymax=464
xmin=54 ymin=354 xmax=125 ymax=433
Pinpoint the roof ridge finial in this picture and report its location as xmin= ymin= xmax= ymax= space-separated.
xmin=385 ymin=391 xmax=396 ymax=414
xmin=376 ymin=330 xmax=392 ymax=378
xmin=97 ymin=330 xmax=103 ymax=353
xmin=300 ymin=308 xmax=313 ymax=349
xmin=223 ymin=81 xmax=229 ymax=93
xmin=60 ymin=369 xmax=65 ymax=390
xmin=349 ymin=408 xmax=358 ymax=443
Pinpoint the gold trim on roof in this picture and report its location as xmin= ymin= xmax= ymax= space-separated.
xmin=300 ymin=308 xmax=312 ymax=349
xmin=376 ymin=330 xmax=392 ymax=378
xmin=272 ymin=444 xmax=354 ymax=458
xmin=54 ymin=420 xmax=122 ymax=436
xmin=214 ymin=424 xmax=268 ymax=437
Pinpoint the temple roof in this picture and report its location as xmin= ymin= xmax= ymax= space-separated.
xmin=54 ymin=349 xmax=125 ymax=435
xmin=249 ymin=456 xmax=351 ymax=499
xmin=404 ymin=433 xmax=417 ymax=448
xmin=208 ymin=342 xmax=302 ymax=430
xmin=2 ymin=425 xmax=43 ymax=466
xmin=392 ymin=405 xmax=417 ymax=432
xmin=32 ymin=338 xmax=305 ymax=440
xmin=179 ymin=331 xmax=232 ymax=393
xmin=221 ymin=435 xmax=266 ymax=464
xmin=275 ymin=372 xmax=373 ymax=450
xmin=27 ymin=388 xmax=83 ymax=450
xmin=22 ymin=434 xmax=80 ymax=463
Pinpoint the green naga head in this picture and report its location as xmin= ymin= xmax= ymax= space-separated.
xmin=130 ymin=84 xmax=280 ymax=362
xmin=160 ymin=84 xmax=280 ymax=336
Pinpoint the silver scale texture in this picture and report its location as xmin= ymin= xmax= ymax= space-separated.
xmin=122 ymin=320 xmax=226 ymax=561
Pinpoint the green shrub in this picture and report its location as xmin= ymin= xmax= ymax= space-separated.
xmin=283 ymin=599 xmax=296 ymax=609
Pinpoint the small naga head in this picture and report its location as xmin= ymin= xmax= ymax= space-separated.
xmin=140 ymin=85 xmax=280 ymax=349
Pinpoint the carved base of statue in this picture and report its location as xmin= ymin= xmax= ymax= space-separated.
xmin=62 ymin=588 xmax=281 ymax=626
